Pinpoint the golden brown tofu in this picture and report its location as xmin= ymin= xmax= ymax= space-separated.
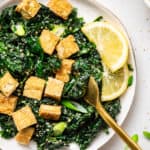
xmin=48 ymin=0 xmax=73 ymax=20
xmin=0 ymin=72 xmax=19 ymax=97
xmin=39 ymin=29 xmax=59 ymax=55
xmin=39 ymin=104 xmax=61 ymax=120
xmin=16 ymin=0 xmax=41 ymax=19
xmin=56 ymin=73 xmax=69 ymax=83
xmin=56 ymin=59 xmax=75 ymax=82
xmin=61 ymin=59 xmax=75 ymax=74
xmin=23 ymin=76 xmax=46 ymax=100
xmin=44 ymin=77 xmax=64 ymax=101
xmin=12 ymin=106 xmax=37 ymax=131
xmin=56 ymin=35 xmax=79 ymax=59
xmin=15 ymin=127 xmax=35 ymax=145
xmin=0 ymin=93 xmax=18 ymax=115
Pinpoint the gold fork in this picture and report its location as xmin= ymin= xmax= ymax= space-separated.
xmin=84 ymin=76 xmax=142 ymax=150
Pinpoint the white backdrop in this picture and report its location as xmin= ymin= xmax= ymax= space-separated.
xmin=100 ymin=0 xmax=150 ymax=150
xmin=0 ymin=0 xmax=150 ymax=150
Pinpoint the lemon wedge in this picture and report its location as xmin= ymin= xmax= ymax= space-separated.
xmin=102 ymin=64 xmax=129 ymax=101
xmin=82 ymin=21 xmax=128 ymax=72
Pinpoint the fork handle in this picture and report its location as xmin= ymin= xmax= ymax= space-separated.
xmin=96 ymin=104 xmax=142 ymax=150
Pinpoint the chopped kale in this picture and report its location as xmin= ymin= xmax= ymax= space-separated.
xmin=0 ymin=115 xmax=17 ymax=138
xmin=0 ymin=5 xmax=121 ymax=150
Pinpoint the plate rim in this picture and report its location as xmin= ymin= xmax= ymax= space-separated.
xmin=0 ymin=0 xmax=137 ymax=150
xmin=85 ymin=0 xmax=137 ymax=149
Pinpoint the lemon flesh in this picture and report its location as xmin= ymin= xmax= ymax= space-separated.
xmin=102 ymin=65 xmax=129 ymax=101
xmin=82 ymin=21 xmax=129 ymax=101
xmin=82 ymin=21 xmax=128 ymax=72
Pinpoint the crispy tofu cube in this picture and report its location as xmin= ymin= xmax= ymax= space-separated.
xmin=16 ymin=0 xmax=41 ymax=19
xmin=15 ymin=127 xmax=35 ymax=145
xmin=0 ymin=72 xmax=19 ymax=97
xmin=12 ymin=106 xmax=37 ymax=131
xmin=0 ymin=93 xmax=18 ymax=115
xmin=39 ymin=29 xmax=59 ymax=55
xmin=39 ymin=104 xmax=61 ymax=120
xmin=48 ymin=0 xmax=73 ymax=20
xmin=23 ymin=76 xmax=46 ymax=100
xmin=56 ymin=59 xmax=74 ymax=82
xmin=60 ymin=59 xmax=75 ymax=74
xmin=44 ymin=77 xmax=64 ymax=101
xmin=56 ymin=73 xmax=70 ymax=83
xmin=56 ymin=35 xmax=79 ymax=59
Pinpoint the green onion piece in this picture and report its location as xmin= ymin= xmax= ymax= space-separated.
xmin=53 ymin=122 xmax=67 ymax=136
xmin=131 ymin=134 xmax=139 ymax=143
xmin=94 ymin=16 xmax=103 ymax=22
xmin=52 ymin=25 xmax=65 ymax=36
xmin=124 ymin=134 xmax=139 ymax=150
xmin=11 ymin=23 xmax=25 ymax=36
xmin=128 ymin=64 xmax=134 ymax=71
xmin=61 ymin=100 xmax=88 ymax=113
xmin=143 ymin=131 xmax=150 ymax=139
xmin=128 ymin=75 xmax=133 ymax=87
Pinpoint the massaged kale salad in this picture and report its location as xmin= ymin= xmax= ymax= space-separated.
xmin=0 ymin=0 xmax=124 ymax=150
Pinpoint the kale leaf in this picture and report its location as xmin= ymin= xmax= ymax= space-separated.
xmin=0 ymin=5 xmax=121 ymax=150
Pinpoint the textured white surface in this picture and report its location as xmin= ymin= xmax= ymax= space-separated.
xmin=0 ymin=0 xmax=149 ymax=150
xmin=99 ymin=0 xmax=150 ymax=150
xmin=144 ymin=0 xmax=150 ymax=8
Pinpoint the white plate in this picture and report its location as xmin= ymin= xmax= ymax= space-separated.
xmin=0 ymin=0 xmax=136 ymax=150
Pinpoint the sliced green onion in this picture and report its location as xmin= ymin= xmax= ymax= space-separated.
xmin=124 ymin=134 xmax=139 ymax=150
xmin=143 ymin=131 xmax=150 ymax=139
xmin=128 ymin=75 xmax=133 ymax=87
xmin=94 ymin=16 xmax=103 ymax=22
xmin=128 ymin=64 xmax=134 ymax=71
xmin=53 ymin=122 xmax=67 ymax=136
xmin=131 ymin=134 xmax=139 ymax=143
xmin=52 ymin=25 xmax=65 ymax=36
xmin=11 ymin=23 xmax=25 ymax=36
xmin=61 ymin=100 xmax=87 ymax=113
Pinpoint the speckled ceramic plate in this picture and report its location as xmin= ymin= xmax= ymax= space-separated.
xmin=0 ymin=0 xmax=136 ymax=150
